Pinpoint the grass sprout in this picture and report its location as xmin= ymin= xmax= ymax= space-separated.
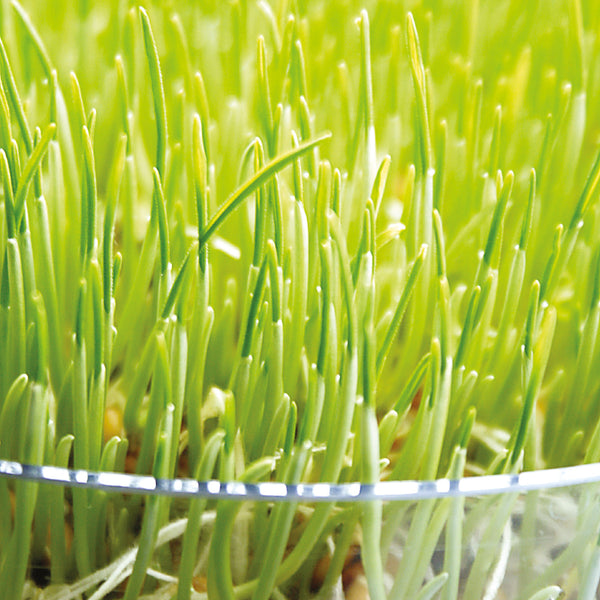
xmin=1 ymin=0 xmax=600 ymax=598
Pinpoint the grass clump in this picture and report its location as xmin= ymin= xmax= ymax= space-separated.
xmin=1 ymin=0 xmax=600 ymax=598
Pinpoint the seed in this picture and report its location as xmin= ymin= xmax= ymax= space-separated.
xmin=103 ymin=405 xmax=123 ymax=442
xmin=192 ymin=575 xmax=208 ymax=592
xmin=345 ymin=573 xmax=370 ymax=600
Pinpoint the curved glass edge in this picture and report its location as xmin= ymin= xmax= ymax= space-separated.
xmin=3 ymin=458 xmax=600 ymax=501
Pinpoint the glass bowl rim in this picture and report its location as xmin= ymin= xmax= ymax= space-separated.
xmin=2 ymin=458 xmax=600 ymax=502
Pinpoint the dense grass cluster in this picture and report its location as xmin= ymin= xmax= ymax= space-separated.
xmin=1 ymin=0 xmax=600 ymax=598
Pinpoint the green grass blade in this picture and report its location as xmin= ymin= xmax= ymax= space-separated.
xmin=139 ymin=6 xmax=168 ymax=177
xmin=13 ymin=122 xmax=56 ymax=224
xmin=199 ymin=133 xmax=330 ymax=248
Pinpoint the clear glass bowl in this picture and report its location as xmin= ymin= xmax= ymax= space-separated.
xmin=3 ymin=459 xmax=600 ymax=600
